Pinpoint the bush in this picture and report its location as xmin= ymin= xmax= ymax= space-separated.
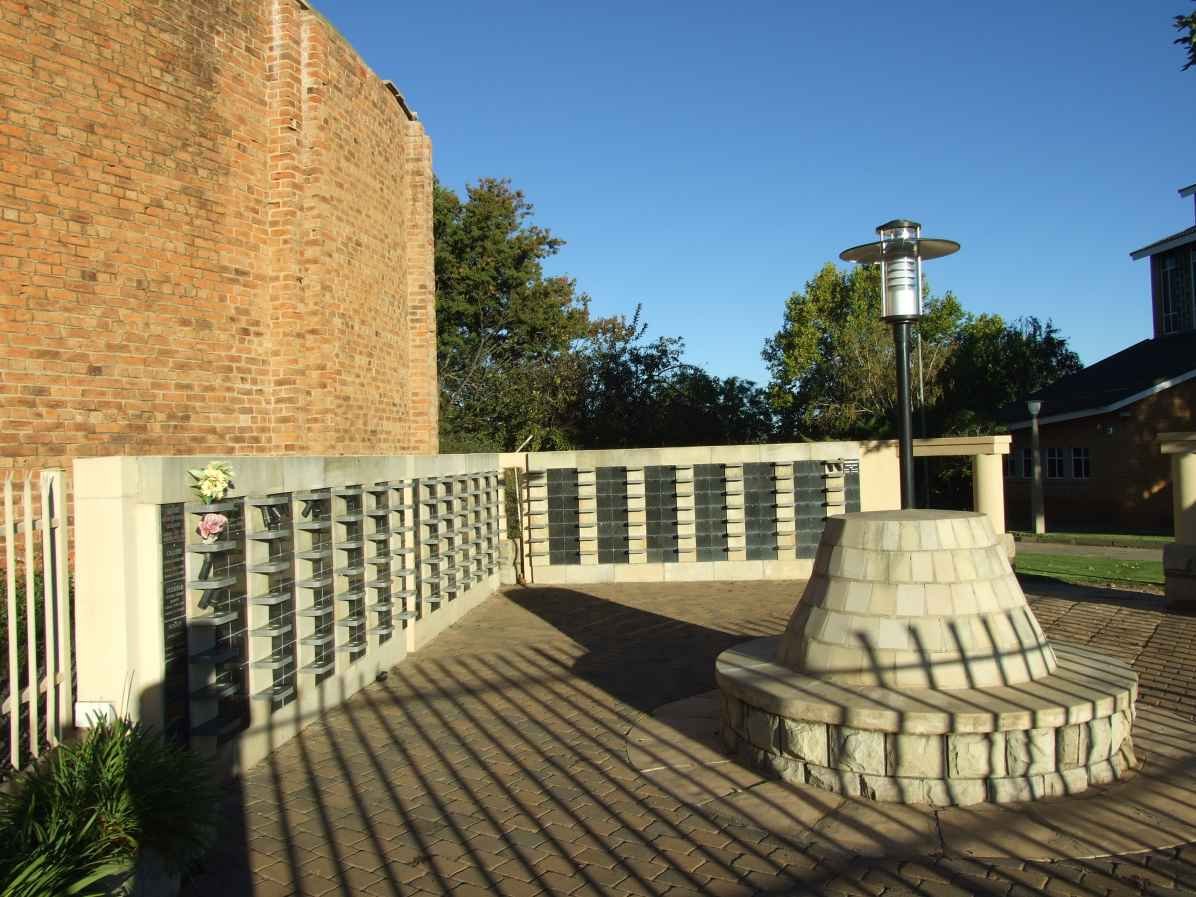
xmin=0 ymin=717 xmax=220 ymax=896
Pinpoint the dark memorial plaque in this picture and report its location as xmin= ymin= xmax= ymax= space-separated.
xmin=160 ymin=503 xmax=189 ymax=743
xmin=744 ymin=462 xmax=777 ymax=561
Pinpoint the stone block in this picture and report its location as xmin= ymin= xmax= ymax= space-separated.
xmin=896 ymin=584 xmax=926 ymax=617
xmin=807 ymin=763 xmax=862 ymax=797
xmin=949 ymin=732 xmax=1007 ymax=778
xmin=746 ymin=707 xmax=778 ymax=751
xmin=780 ymin=718 xmax=829 ymax=765
xmin=926 ymin=777 xmax=988 ymax=807
xmin=899 ymin=523 xmax=921 ymax=551
xmin=1058 ymin=723 xmax=1088 ymax=770
xmin=1005 ymin=728 xmax=1054 ymax=776
xmin=1088 ymin=759 xmax=1117 ymax=786
xmin=989 ymin=775 xmax=1041 ymax=804
xmin=1110 ymin=709 xmax=1128 ymax=754
xmin=860 ymin=773 xmax=926 ymax=804
xmin=888 ymin=733 xmax=944 ymax=777
xmin=830 ymin=726 xmax=886 ymax=775
xmin=720 ymin=723 xmax=737 ymax=754
xmin=1087 ymin=715 xmax=1112 ymax=764
xmin=1043 ymin=766 xmax=1088 ymax=798
xmin=911 ymin=552 xmax=935 ymax=583
xmin=759 ymin=750 xmax=806 ymax=785
xmin=723 ymin=693 xmax=744 ymax=734
xmin=924 ymin=583 xmax=953 ymax=616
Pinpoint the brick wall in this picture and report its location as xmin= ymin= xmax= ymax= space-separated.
xmin=1005 ymin=379 xmax=1196 ymax=532
xmin=0 ymin=0 xmax=437 ymax=477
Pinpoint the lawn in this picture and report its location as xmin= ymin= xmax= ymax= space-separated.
xmin=1014 ymin=551 xmax=1165 ymax=587
xmin=1011 ymin=531 xmax=1171 ymax=549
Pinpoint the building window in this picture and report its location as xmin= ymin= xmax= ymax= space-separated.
xmin=1161 ymin=255 xmax=1185 ymax=334
xmin=1021 ymin=448 xmax=1033 ymax=478
xmin=1072 ymin=447 xmax=1091 ymax=479
xmin=1046 ymin=447 xmax=1065 ymax=479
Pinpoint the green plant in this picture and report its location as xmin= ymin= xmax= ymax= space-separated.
xmin=0 ymin=717 xmax=220 ymax=895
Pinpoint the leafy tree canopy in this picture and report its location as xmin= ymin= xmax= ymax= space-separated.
xmin=1177 ymin=1 xmax=1196 ymax=70
xmin=762 ymin=263 xmax=963 ymax=440
xmin=762 ymin=262 xmax=1080 ymax=441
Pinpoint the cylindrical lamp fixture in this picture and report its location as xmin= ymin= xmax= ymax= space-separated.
xmin=840 ymin=220 xmax=960 ymax=510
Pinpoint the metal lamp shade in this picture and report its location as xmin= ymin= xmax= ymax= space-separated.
xmin=839 ymin=221 xmax=960 ymax=323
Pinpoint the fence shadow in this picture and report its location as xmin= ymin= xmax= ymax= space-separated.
xmin=180 ymin=582 xmax=1196 ymax=897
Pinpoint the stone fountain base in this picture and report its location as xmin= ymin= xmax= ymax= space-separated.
xmin=715 ymin=508 xmax=1140 ymax=806
xmin=717 ymin=635 xmax=1138 ymax=806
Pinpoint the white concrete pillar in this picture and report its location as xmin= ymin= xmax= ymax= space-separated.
xmin=1161 ymin=434 xmax=1196 ymax=607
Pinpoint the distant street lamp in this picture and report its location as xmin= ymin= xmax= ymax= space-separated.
xmin=1027 ymin=399 xmax=1045 ymax=534
xmin=840 ymin=220 xmax=960 ymax=509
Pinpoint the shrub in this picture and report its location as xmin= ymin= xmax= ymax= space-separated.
xmin=0 ymin=717 xmax=220 ymax=896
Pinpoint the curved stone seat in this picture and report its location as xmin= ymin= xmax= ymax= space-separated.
xmin=718 ymin=637 xmax=1137 ymax=805
xmin=717 ymin=509 xmax=1140 ymax=805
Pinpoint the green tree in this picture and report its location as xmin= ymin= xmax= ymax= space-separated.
xmin=575 ymin=308 xmax=774 ymax=448
xmin=761 ymin=263 xmax=963 ymax=440
xmin=433 ymin=178 xmax=591 ymax=451
xmin=937 ymin=315 xmax=1082 ymax=433
xmin=1177 ymin=1 xmax=1196 ymax=69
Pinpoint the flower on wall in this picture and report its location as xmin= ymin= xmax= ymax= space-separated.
xmin=196 ymin=513 xmax=228 ymax=544
xmin=188 ymin=461 xmax=236 ymax=504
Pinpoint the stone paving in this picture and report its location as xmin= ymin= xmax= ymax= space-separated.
xmin=184 ymin=578 xmax=1196 ymax=897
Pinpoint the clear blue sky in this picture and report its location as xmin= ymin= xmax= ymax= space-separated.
xmin=323 ymin=0 xmax=1195 ymax=384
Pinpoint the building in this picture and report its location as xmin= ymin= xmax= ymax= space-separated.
xmin=0 ymin=0 xmax=440 ymax=484
xmin=1004 ymin=183 xmax=1196 ymax=532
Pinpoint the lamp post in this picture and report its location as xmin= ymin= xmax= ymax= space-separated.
xmin=840 ymin=220 xmax=959 ymax=509
xmin=1028 ymin=398 xmax=1045 ymax=534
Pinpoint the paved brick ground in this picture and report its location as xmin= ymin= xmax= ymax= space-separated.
xmin=185 ymin=579 xmax=1196 ymax=896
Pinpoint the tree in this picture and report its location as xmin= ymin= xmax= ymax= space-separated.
xmin=762 ymin=263 xmax=1082 ymax=443
xmin=937 ymin=315 xmax=1082 ymax=433
xmin=574 ymin=308 xmax=774 ymax=448
xmin=1177 ymin=2 xmax=1196 ymax=70
xmin=761 ymin=263 xmax=963 ymax=440
xmin=433 ymin=178 xmax=591 ymax=451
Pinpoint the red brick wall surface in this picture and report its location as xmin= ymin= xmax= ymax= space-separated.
xmin=0 ymin=0 xmax=437 ymax=477
xmin=1005 ymin=379 xmax=1196 ymax=532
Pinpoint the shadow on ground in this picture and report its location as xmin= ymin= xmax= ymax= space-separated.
xmin=182 ymin=581 xmax=1196 ymax=897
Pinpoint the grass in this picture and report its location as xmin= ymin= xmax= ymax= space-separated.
xmin=1014 ymin=551 xmax=1165 ymax=587
xmin=1011 ymin=530 xmax=1172 ymax=549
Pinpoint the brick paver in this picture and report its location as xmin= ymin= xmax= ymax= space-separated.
xmin=185 ymin=579 xmax=1196 ymax=896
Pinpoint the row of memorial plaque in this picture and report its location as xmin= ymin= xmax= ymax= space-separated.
xmin=540 ymin=461 xmax=860 ymax=565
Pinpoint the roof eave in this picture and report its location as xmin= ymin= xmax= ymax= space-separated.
xmin=1130 ymin=228 xmax=1196 ymax=260
xmin=1007 ymin=368 xmax=1196 ymax=430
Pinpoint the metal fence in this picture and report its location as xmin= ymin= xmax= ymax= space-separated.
xmin=1 ymin=469 xmax=73 ymax=774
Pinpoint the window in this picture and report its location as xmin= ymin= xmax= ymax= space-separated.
xmin=999 ymin=452 xmax=1018 ymax=480
xmin=1161 ymin=255 xmax=1185 ymax=334
xmin=1046 ymin=447 xmax=1065 ymax=479
xmin=1072 ymin=447 xmax=1091 ymax=479
xmin=1021 ymin=448 xmax=1033 ymax=478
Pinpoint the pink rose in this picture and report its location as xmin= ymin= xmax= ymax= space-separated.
xmin=197 ymin=513 xmax=228 ymax=542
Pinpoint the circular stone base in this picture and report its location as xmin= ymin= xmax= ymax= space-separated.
xmin=716 ymin=636 xmax=1139 ymax=806
xmin=627 ymin=691 xmax=1196 ymax=861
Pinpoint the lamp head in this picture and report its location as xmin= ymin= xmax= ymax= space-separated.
xmin=838 ymin=220 xmax=960 ymax=323
xmin=1027 ymin=399 xmax=1042 ymax=416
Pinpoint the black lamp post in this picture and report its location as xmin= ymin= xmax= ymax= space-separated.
xmin=840 ymin=220 xmax=959 ymax=510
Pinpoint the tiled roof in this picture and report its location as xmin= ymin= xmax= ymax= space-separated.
xmin=1003 ymin=330 xmax=1196 ymax=427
